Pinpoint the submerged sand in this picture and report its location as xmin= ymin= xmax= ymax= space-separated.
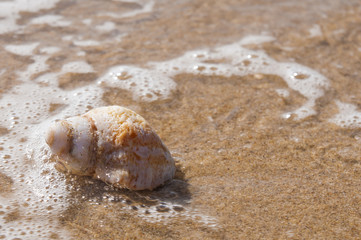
xmin=0 ymin=0 xmax=361 ymax=239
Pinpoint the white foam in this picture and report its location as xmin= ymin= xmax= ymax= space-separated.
xmin=77 ymin=51 xmax=86 ymax=56
xmin=95 ymin=21 xmax=116 ymax=32
xmin=73 ymin=40 xmax=100 ymax=47
xmin=329 ymin=101 xmax=361 ymax=128
xmin=62 ymin=35 xmax=74 ymax=41
xmin=99 ymin=35 xmax=329 ymax=119
xmin=82 ymin=18 xmax=92 ymax=25
xmin=0 ymin=47 xmax=102 ymax=238
xmin=98 ymin=66 xmax=177 ymax=101
xmin=40 ymin=46 xmax=61 ymax=54
xmin=102 ymin=0 xmax=154 ymax=18
xmin=275 ymin=88 xmax=290 ymax=98
xmin=134 ymin=201 xmax=218 ymax=228
xmin=309 ymin=24 xmax=322 ymax=37
xmin=100 ymin=180 xmax=218 ymax=228
xmin=30 ymin=14 xmax=71 ymax=27
xmin=61 ymin=61 xmax=95 ymax=73
xmin=5 ymin=43 xmax=39 ymax=56
xmin=34 ymin=72 xmax=59 ymax=87
xmin=18 ymin=55 xmax=49 ymax=80
xmin=238 ymin=35 xmax=275 ymax=45
xmin=0 ymin=0 xmax=60 ymax=34
xmin=0 ymin=84 xmax=69 ymax=238
xmin=4 ymin=42 xmax=52 ymax=81
xmin=0 ymin=83 xmax=103 ymax=239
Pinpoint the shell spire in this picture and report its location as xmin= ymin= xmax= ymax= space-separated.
xmin=45 ymin=106 xmax=175 ymax=190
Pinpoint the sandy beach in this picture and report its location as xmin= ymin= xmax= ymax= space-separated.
xmin=0 ymin=0 xmax=360 ymax=239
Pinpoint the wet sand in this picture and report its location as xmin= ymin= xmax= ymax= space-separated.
xmin=0 ymin=0 xmax=361 ymax=239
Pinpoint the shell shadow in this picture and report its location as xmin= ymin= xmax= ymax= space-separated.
xmin=64 ymin=163 xmax=191 ymax=211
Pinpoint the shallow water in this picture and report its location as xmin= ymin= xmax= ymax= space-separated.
xmin=0 ymin=0 xmax=361 ymax=239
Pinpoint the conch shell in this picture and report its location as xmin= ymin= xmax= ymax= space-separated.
xmin=45 ymin=106 xmax=175 ymax=190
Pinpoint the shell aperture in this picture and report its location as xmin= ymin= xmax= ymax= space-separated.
xmin=45 ymin=106 xmax=176 ymax=190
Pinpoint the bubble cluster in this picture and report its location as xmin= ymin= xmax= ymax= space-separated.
xmin=95 ymin=21 xmax=116 ymax=32
xmin=0 ymin=43 xmax=102 ymax=239
xmin=329 ymin=101 xmax=361 ymax=128
xmin=0 ymin=0 xmax=61 ymax=34
xmin=102 ymin=0 xmax=155 ymax=19
xmin=61 ymin=61 xmax=95 ymax=73
xmin=99 ymin=35 xmax=329 ymax=119
xmin=5 ymin=43 xmax=39 ymax=56
xmin=30 ymin=14 xmax=71 ymax=27
xmin=80 ymin=180 xmax=218 ymax=229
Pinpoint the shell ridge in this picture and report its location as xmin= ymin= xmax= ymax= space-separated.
xmin=82 ymin=115 xmax=98 ymax=175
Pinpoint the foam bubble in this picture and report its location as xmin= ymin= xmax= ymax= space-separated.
xmin=61 ymin=61 xmax=95 ymax=73
xmin=39 ymin=46 xmax=61 ymax=54
xmin=329 ymin=101 xmax=361 ymax=128
xmin=275 ymin=88 xmax=290 ymax=98
xmin=82 ymin=18 xmax=92 ymax=25
xmin=30 ymin=15 xmax=71 ymax=27
xmin=5 ymin=43 xmax=39 ymax=56
xmin=62 ymin=35 xmax=74 ymax=41
xmin=134 ymin=201 xmax=218 ymax=228
xmin=95 ymin=181 xmax=218 ymax=228
xmin=102 ymin=0 xmax=154 ymax=18
xmin=73 ymin=40 xmax=100 ymax=47
xmin=238 ymin=35 xmax=276 ymax=45
xmin=309 ymin=24 xmax=322 ymax=37
xmin=18 ymin=55 xmax=49 ymax=80
xmin=77 ymin=51 xmax=86 ymax=56
xmin=95 ymin=21 xmax=116 ymax=32
xmin=0 ymin=0 xmax=61 ymax=34
xmin=99 ymin=66 xmax=177 ymax=101
xmin=5 ymin=42 xmax=51 ymax=81
xmin=34 ymin=73 xmax=59 ymax=87
xmin=0 ymin=50 xmax=102 ymax=238
xmin=0 ymin=87 xmax=70 ymax=237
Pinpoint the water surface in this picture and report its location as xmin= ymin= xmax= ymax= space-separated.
xmin=0 ymin=0 xmax=361 ymax=239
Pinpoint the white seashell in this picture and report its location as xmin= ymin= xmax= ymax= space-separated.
xmin=45 ymin=106 xmax=175 ymax=190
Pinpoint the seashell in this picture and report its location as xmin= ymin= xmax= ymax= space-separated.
xmin=45 ymin=106 xmax=175 ymax=190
